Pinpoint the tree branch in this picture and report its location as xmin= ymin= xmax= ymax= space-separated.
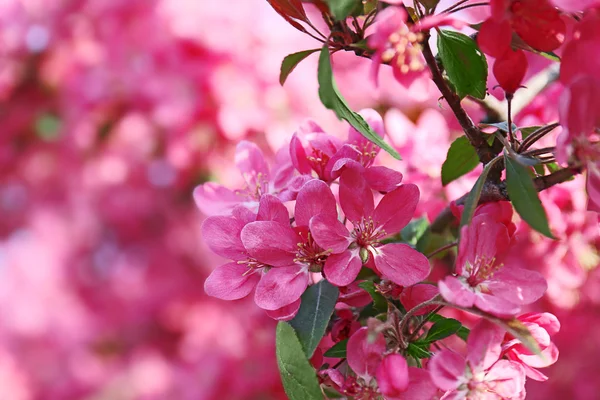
xmin=430 ymin=166 xmax=583 ymax=233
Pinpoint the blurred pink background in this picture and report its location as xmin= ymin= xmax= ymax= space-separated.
xmin=0 ymin=0 xmax=598 ymax=399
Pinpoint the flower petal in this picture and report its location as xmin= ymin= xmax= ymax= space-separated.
xmin=374 ymin=244 xmax=430 ymax=287
xmin=290 ymin=133 xmax=311 ymax=174
xmin=241 ymin=221 xmax=297 ymax=266
xmin=339 ymin=168 xmax=374 ymax=222
xmin=438 ymin=276 xmax=476 ymax=308
xmin=201 ymin=215 xmax=247 ymax=260
xmin=254 ymin=266 xmax=308 ymax=310
xmin=257 ymin=194 xmax=289 ymax=224
xmin=194 ymin=182 xmax=240 ymax=216
xmin=474 ymin=292 xmax=522 ymax=317
xmin=373 ymin=184 xmax=419 ymax=233
xmin=295 ymin=179 xmax=337 ymax=226
xmin=428 ymin=350 xmax=465 ymax=391
xmin=204 ymin=262 xmax=260 ymax=300
xmin=396 ymin=368 xmax=437 ymax=400
xmin=310 ymin=213 xmax=353 ymax=254
xmin=467 ymin=319 xmax=504 ymax=371
xmin=266 ymin=298 xmax=302 ymax=321
xmin=488 ymin=267 xmax=547 ymax=305
xmin=484 ymin=360 xmax=526 ymax=398
xmin=235 ymin=140 xmax=269 ymax=178
xmin=347 ymin=327 xmax=386 ymax=379
xmin=323 ymin=250 xmax=363 ymax=287
xmin=364 ymin=166 xmax=403 ymax=193
xmin=376 ymin=354 xmax=409 ymax=398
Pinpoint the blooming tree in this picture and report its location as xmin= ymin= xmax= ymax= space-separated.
xmin=199 ymin=0 xmax=600 ymax=399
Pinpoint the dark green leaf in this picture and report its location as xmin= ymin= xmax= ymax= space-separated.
xmin=401 ymin=217 xmax=429 ymax=246
xmin=504 ymin=150 xmax=554 ymax=238
xmin=290 ymin=280 xmax=339 ymax=358
xmin=276 ymin=322 xmax=324 ymax=400
xmin=519 ymin=126 xmax=543 ymax=140
xmin=280 ymin=49 xmax=320 ymax=86
xmin=437 ymin=30 xmax=488 ymax=99
xmin=324 ymin=0 xmax=361 ymax=20
xmin=429 ymin=314 xmax=470 ymax=341
xmin=318 ymin=46 xmax=401 ymax=160
xmin=460 ymin=157 xmax=499 ymax=227
xmin=407 ymin=342 xmax=432 ymax=359
xmin=323 ymin=339 xmax=348 ymax=358
xmin=358 ymin=281 xmax=387 ymax=313
xmin=424 ymin=318 xmax=461 ymax=342
xmin=441 ymin=136 xmax=480 ymax=186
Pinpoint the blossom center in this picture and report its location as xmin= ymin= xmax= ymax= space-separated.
xmin=307 ymin=149 xmax=331 ymax=180
xmin=465 ymin=255 xmax=502 ymax=286
xmin=353 ymin=217 xmax=386 ymax=248
xmin=383 ymin=25 xmax=425 ymax=75
xmin=295 ymin=232 xmax=329 ymax=272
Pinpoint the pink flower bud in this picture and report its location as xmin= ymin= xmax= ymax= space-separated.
xmin=376 ymin=354 xmax=410 ymax=398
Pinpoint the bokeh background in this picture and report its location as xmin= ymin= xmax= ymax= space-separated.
xmin=0 ymin=0 xmax=598 ymax=399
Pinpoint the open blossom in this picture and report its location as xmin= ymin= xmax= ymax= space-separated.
xmin=438 ymin=214 xmax=547 ymax=317
xmin=429 ymin=319 xmax=527 ymax=399
xmin=310 ymin=169 xmax=430 ymax=287
xmin=194 ymin=140 xmax=300 ymax=216
xmin=368 ymin=6 xmax=464 ymax=87
xmin=501 ymin=313 xmax=560 ymax=381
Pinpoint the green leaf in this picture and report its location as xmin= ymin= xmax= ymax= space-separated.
xmin=480 ymin=122 xmax=518 ymax=134
xmin=504 ymin=151 xmax=554 ymax=238
xmin=290 ymin=280 xmax=339 ymax=358
xmin=437 ymin=30 xmax=488 ymax=99
xmin=401 ymin=217 xmax=429 ymax=246
xmin=519 ymin=126 xmax=543 ymax=140
xmin=460 ymin=157 xmax=499 ymax=227
xmin=441 ymin=136 xmax=480 ymax=186
xmin=358 ymin=281 xmax=387 ymax=313
xmin=429 ymin=314 xmax=470 ymax=341
xmin=276 ymin=322 xmax=324 ymax=400
xmin=280 ymin=49 xmax=320 ymax=86
xmin=492 ymin=318 xmax=543 ymax=357
xmin=407 ymin=342 xmax=432 ymax=359
xmin=323 ymin=339 xmax=348 ymax=358
xmin=318 ymin=46 xmax=401 ymax=160
xmin=424 ymin=318 xmax=461 ymax=342
xmin=324 ymin=0 xmax=361 ymax=20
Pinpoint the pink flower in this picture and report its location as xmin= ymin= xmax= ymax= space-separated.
xmin=310 ymin=169 xmax=430 ymax=287
xmin=438 ymin=215 xmax=547 ymax=317
xmin=450 ymin=201 xmax=517 ymax=237
xmin=429 ymin=319 xmax=527 ymax=399
xmin=501 ymin=313 xmax=560 ymax=381
xmin=377 ymin=354 xmax=437 ymax=400
xmin=290 ymin=120 xmax=343 ymax=182
xmin=368 ymin=7 xmax=464 ymax=87
xmin=194 ymin=141 xmax=299 ymax=216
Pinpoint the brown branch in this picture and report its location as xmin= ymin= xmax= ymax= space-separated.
xmin=420 ymin=32 xmax=496 ymax=164
xmin=430 ymin=166 xmax=583 ymax=233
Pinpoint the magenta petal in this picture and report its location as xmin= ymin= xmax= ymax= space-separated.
xmin=295 ymin=179 xmax=337 ymax=226
xmin=328 ymin=144 xmax=362 ymax=176
xmin=456 ymin=215 xmax=510 ymax=275
xmin=254 ymin=266 xmax=308 ymax=310
xmin=376 ymin=354 xmax=409 ymax=398
xmin=347 ymin=327 xmax=386 ymax=379
xmin=266 ymin=298 xmax=301 ymax=321
xmin=467 ymin=319 xmax=504 ymax=370
xmin=394 ymin=368 xmax=437 ymax=400
xmin=323 ymin=250 xmax=363 ymax=287
xmin=373 ymin=184 xmax=419 ymax=233
xmin=201 ymin=215 xmax=247 ymax=260
xmin=474 ymin=292 xmax=521 ymax=318
xmin=438 ymin=276 xmax=476 ymax=308
xmin=310 ymin=214 xmax=353 ymax=254
xmin=257 ymin=194 xmax=289 ymax=225
xmin=290 ymin=133 xmax=311 ymax=174
xmin=193 ymin=182 xmax=240 ymax=216
xmin=374 ymin=244 xmax=430 ymax=287
xmin=489 ymin=267 xmax=547 ymax=305
xmin=204 ymin=262 xmax=260 ymax=300
xmin=428 ymin=350 xmax=465 ymax=391
xmin=587 ymin=165 xmax=600 ymax=213
xmin=364 ymin=166 xmax=403 ymax=193
xmin=235 ymin=140 xmax=269 ymax=177
xmin=241 ymin=221 xmax=297 ymax=266
xmin=339 ymin=168 xmax=374 ymax=222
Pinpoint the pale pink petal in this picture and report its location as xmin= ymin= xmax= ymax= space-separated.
xmin=438 ymin=276 xmax=476 ymax=308
xmin=235 ymin=140 xmax=269 ymax=177
xmin=517 ymin=342 xmax=559 ymax=370
xmin=266 ymin=298 xmax=301 ymax=321
xmin=393 ymin=368 xmax=437 ymax=400
xmin=364 ymin=166 xmax=403 ymax=193
xmin=201 ymin=215 xmax=247 ymax=260
xmin=373 ymin=184 xmax=420 ymax=233
xmin=295 ymin=179 xmax=337 ymax=226
xmin=254 ymin=266 xmax=308 ymax=310
xmin=241 ymin=221 xmax=297 ymax=266
xmin=339 ymin=168 xmax=374 ymax=222
xmin=347 ymin=327 xmax=386 ymax=379
xmin=467 ymin=319 xmax=504 ymax=370
xmin=488 ymin=267 xmax=547 ymax=305
xmin=484 ymin=360 xmax=526 ymax=398
xmin=376 ymin=354 xmax=409 ymax=398
xmin=310 ymin=214 xmax=353 ymax=254
xmin=193 ymin=182 xmax=240 ymax=216
xmin=324 ymin=250 xmax=363 ymax=287
xmin=257 ymin=194 xmax=289 ymax=224
xmin=374 ymin=244 xmax=430 ymax=286
xmin=204 ymin=263 xmax=260 ymax=300
xmin=474 ymin=292 xmax=521 ymax=317
xmin=519 ymin=312 xmax=561 ymax=336
xmin=428 ymin=350 xmax=465 ymax=391
xmin=416 ymin=14 xmax=467 ymax=31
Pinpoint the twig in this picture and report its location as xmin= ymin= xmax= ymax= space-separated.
xmin=426 ymin=242 xmax=458 ymax=258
